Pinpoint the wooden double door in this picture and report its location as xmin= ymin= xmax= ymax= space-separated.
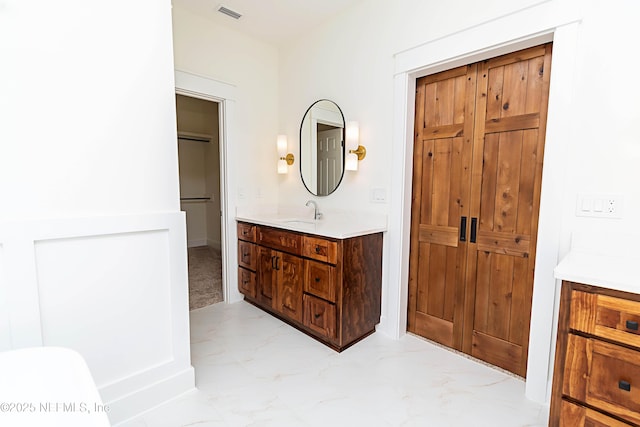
xmin=407 ymin=44 xmax=552 ymax=376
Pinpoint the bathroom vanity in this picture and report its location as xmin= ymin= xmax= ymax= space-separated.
xmin=235 ymin=212 xmax=385 ymax=351
xmin=551 ymin=245 xmax=640 ymax=426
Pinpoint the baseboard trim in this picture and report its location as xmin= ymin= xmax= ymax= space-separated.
xmin=187 ymin=239 xmax=207 ymax=248
xmin=109 ymin=366 xmax=195 ymax=425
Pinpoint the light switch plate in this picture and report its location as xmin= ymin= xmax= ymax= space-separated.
xmin=370 ymin=187 xmax=387 ymax=203
xmin=576 ymin=194 xmax=623 ymax=218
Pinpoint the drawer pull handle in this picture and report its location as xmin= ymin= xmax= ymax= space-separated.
xmin=314 ymin=313 xmax=321 ymax=319
xmin=243 ymin=230 xmax=248 ymax=235
xmin=626 ymin=320 xmax=639 ymax=331
xmin=315 ymin=245 xmax=321 ymax=254
xmin=619 ymin=380 xmax=631 ymax=392
xmin=315 ymin=277 xmax=321 ymax=283
xmin=243 ymin=280 xmax=249 ymax=285
xmin=243 ymin=252 xmax=249 ymax=257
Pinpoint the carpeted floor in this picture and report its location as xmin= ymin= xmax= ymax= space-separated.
xmin=187 ymin=246 xmax=223 ymax=310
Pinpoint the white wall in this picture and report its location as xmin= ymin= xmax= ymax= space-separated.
xmin=0 ymin=0 xmax=193 ymax=424
xmin=277 ymin=0 xmax=640 ymax=405
xmin=172 ymin=5 xmax=279 ymax=207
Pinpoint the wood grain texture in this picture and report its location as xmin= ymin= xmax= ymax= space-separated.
xmin=276 ymin=252 xmax=304 ymax=323
xmin=237 ymin=222 xmax=256 ymax=242
xmin=258 ymin=226 xmax=302 ymax=255
xmin=237 ymin=240 xmax=257 ymax=270
xmin=341 ymin=232 xmax=383 ymax=346
xmin=559 ymin=400 xmax=631 ymax=427
xmin=238 ymin=267 xmax=256 ymax=298
xmin=551 ymin=281 xmax=640 ymax=426
xmin=238 ymin=222 xmax=382 ymax=352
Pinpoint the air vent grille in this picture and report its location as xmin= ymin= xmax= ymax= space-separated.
xmin=217 ymin=5 xmax=242 ymax=19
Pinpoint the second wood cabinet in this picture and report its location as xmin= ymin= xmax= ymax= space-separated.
xmin=237 ymin=221 xmax=383 ymax=351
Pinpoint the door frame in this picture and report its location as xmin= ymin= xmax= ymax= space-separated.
xmin=387 ymin=2 xmax=582 ymax=403
xmin=175 ymin=70 xmax=242 ymax=305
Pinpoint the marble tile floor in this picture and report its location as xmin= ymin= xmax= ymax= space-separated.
xmin=118 ymin=301 xmax=549 ymax=427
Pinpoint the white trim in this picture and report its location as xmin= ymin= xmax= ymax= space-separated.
xmin=389 ymin=0 xmax=582 ymax=404
xmin=175 ymin=70 xmax=242 ymax=305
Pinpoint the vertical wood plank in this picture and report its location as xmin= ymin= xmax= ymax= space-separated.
xmin=509 ymin=256 xmax=530 ymax=345
xmin=486 ymin=65 xmax=504 ymax=121
xmin=473 ymin=250 xmax=492 ymax=333
xmin=501 ymin=60 xmax=528 ymax=117
xmin=525 ymin=55 xmax=544 ymax=115
xmin=493 ymin=131 xmax=523 ymax=234
xmin=486 ymin=253 xmax=514 ymax=340
xmin=420 ymin=139 xmax=435 ymax=226
xmin=424 ymin=82 xmax=437 ymax=128
xmin=444 ymin=246 xmax=457 ymax=322
xmin=432 ymin=139 xmax=452 ymax=226
xmin=453 ymin=76 xmax=466 ymax=124
xmin=480 ymin=133 xmax=499 ymax=232
xmin=415 ymin=242 xmax=431 ymax=315
xmin=516 ymin=129 xmax=538 ymax=235
xmin=436 ymin=78 xmax=455 ymax=126
xmin=427 ymin=245 xmax=447 ymax=318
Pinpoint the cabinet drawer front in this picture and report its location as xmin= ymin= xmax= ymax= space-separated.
xmin=571 ymin=290 xmax=640 ymax=348
xmin=258 ymin=227 xmax=302 ymax=255
xmin=560 ymin=400 xmax=631 ymax=427
xmin=238 ymin=241 xmax=256 ymax=270
xmin=303 ymin=294 xmax=336 ymax=339
xmin=304 ymin=260 xmax=336 ymax=303
xmin=563 ymin=334 xmax=640 ymax=425
xmin=237 ymin=222 xmax=256 ymax=242
xmin=302 ymin=236 xmax=337 ymax=264
xmin=238 ymin=267 xmax=256 ymax=298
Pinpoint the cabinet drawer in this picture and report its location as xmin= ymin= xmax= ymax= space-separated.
xmin=258 ymin=227 xmax=302 ymax=255
xmin=302 ymin=236 xmax=337 ymax=264
xmin=238 ymin=267 xmax=256 ymax=298
xmin=560 ymin=400 xmax=632 ymax=427
xmin=303 ymin=294 xmax=336 ymax=339
xmin=304 ymin=260 xmax=336 ymax=303
xmin=238 ymin=241 xmax=256 ymax=271
xmin=571 ymin=290 xmax=640 ymax=348
xmin=237 ymin=222 xmax=256 ymax=242
xmin=563 ymin=334 xmax=640 ymax=425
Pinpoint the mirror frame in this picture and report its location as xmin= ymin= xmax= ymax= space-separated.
xmin=299 ymin=99 xmax=346 ymax=196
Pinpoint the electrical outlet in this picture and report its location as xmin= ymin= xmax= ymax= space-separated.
xmin=576 ymin=194 xmax=623 ymax=218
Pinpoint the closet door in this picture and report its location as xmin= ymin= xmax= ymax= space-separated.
xmin=464 ymin=44 xmax=552 ymax=376
xmin=407 ymin=65 xmax=477 ymax=349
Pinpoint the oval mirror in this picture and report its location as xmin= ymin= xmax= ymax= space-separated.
xmin=299 ymin=99 xmax=345 ymax=196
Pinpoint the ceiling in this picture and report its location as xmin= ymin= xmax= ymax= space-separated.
xmin=171 ymin=0 xmax=362 ymax=45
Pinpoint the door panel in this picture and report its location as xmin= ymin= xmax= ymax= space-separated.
xmin=466 ymin=44 xmax=552 ymax=376
xmin=257 ymin=247 xmax=275 ymax=308
xmin=409 ymin=43 xmax=552 ymax=376
xmin=276 ymin=252 xmax=304 ymax=323
xmin=408 ymin=64 xmax=476 ymax=350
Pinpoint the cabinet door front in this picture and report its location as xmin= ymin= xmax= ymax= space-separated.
xmin=257 ymin=247 xmax=276 ymax=308
xmin=276 ymin=252 xmax=304 ymax=323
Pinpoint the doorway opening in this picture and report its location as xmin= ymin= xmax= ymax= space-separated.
xmin=175 ymin=94 xmax=223 ymax=309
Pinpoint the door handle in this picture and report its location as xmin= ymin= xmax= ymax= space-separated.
xmin=275 ymin=256 xmax=280 ymax=271
xmin=626 ymin=320 xmax=639 ymax=331
xmin=271 ymin=255 xmax=276 ymax=270
xmin=470 ymin=217 xmax=477 ymax=243
xmin=460 ymin=216 xmax=467 ymax=242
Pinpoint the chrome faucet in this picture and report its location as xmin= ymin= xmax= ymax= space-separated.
xmin=305 ymin=200 xmax=322 ymax=220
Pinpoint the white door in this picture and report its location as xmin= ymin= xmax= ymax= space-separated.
xmin=316 ymin=128 xmax=343 ymax=195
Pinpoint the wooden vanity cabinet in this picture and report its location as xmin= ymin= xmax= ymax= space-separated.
xmin=236 ymin=221 xmax=383 ymax=351
xmin=550 ymin=281 xmax=640 ymax=426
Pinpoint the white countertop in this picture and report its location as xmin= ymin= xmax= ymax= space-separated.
xmin=554 ymin=231 xmax=640 ymax=294
xmin=235 ymin=206 xmax=387 ymax=239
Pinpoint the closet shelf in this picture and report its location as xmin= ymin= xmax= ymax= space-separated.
xmin=177 ymin=131 xmax=212 ymax=143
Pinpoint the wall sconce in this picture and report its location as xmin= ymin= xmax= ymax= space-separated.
xmin=277 ymin=134 xmax=294 ymax=174
xmin=345 ymin=121 xmax=366 ymax=171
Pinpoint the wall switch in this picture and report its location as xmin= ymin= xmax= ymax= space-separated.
xmin=576 ymin=194 xmax=623 ymax=218
xmin=238 ymin=187 xmax=246 ymax=200
xmin=370 ymin=188 xmax=387 ymax=203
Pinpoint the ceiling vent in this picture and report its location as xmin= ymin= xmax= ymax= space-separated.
xmin=217 ymin=5 xmax=242 ymax=20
